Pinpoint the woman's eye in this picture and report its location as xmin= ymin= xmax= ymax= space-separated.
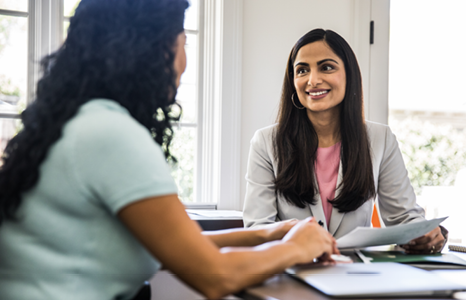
xmin=296 ymin=69 xmax=307 ymax=75
xmin=322 ymin=65 xmax=334 ymax=71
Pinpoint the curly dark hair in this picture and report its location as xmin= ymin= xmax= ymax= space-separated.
xmin=0 ymin=0 xmax=189 ymax=225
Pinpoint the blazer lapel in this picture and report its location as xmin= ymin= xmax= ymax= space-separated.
xmin=308 ymin=176 xmax=328 ymax=230
xmin=329 ymin=160 xmax=345 ymax=236
xmin=310 ymin=193 xmax=327 ymax=230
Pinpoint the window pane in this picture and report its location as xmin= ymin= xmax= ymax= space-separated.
xmin=177 ymin=33 xmax=198 ymax=124
xmin=176 ymin=84 xmax=197 ymax=123
xmin=170 ymin=126 xmax=196 ymax=203
xmin=64 ymin=0 xmax=81 ymax=17
xmin=389 ymin=0 xmax=466 ymax=243
xmin=0 ymin=0 xmax=27 ymax=12
xmin=181 ymin=33 xmax=198 ymax=85
xmin=0 ymin=15 xmax=27 ymax=115
xmin=0 ymin=118 xmax=21 ymax=160
xmin=184 ymin=0 xmax=198 ymax=31
xmin=63 ymin=20 xmax=70 ymax=40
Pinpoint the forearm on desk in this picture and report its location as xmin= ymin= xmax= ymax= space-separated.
xmin=203 ymin=220 xmax=298 ymax=248
xmin=203 ymin=228 xmax=270 ymax=247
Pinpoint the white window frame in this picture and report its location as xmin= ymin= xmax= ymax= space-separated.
xmin=29 ymin=0 xmax=63 ymax=105
xmin=0 ymin=0 xmax=62 ymax=118
xmin=1 ymin=0 xmax=244 ymax=210
xmin=194 ymin=0 xmax=243 ymax=210
xmin=0 ymin=4 xmax=25 ymax=119
xmin=166 ymin=0 xmax=203 ymax=207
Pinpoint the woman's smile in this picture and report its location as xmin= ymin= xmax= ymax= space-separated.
xmin=306 ymin=89 xmax=330 ymax=99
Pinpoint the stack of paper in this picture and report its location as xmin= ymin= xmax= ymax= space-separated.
xmin=336 ymin=217 xmax=447 ymax=249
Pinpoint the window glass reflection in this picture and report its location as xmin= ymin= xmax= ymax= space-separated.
xmin=0 ymin=0 xmax=27 ymax=12
xmin=176 ymin=84 xmax=197 ymax=124
xmin=170 ymin=126 xmax=196 ymax=202
xmin=64 ymin=0 xmax=80 ymax=17
xmin=0 ymin=15 xmax=28 ymax=115
xmin=389 ymin=0 xmax=466 ymax=243
xmin=184 ymin=0 xmax=198 ymax=31
xmin=0 ymin=118 xmax=22 ymax=163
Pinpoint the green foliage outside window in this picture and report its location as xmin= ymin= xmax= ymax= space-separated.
xmin=0 ymin=15 xmax=17 ymax=54
xmin=169 ymin=126 xmax=195 ymax=202
xmin=0 ymin=15 xmax=23 ymax=103
xmin=0 ymin=15 xmax=20 ymax=99
xmin=390 ymin=117 xmax=466 ymax=195
xmin=0 ymin=76 xmax=20 ymax=97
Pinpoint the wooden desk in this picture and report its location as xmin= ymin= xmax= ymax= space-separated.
xmin=150 ymin=250 xmax=466 ymax=300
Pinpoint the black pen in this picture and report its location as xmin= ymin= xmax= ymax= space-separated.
xmin=318 ymin=220 xmax=324 ymax=227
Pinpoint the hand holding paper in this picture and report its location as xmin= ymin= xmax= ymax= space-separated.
xmin=336 ymin=217 xmax=447 ymax=249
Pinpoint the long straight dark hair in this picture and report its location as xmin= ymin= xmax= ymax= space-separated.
xmin=274 ymin=28 xmax=375 ymax=212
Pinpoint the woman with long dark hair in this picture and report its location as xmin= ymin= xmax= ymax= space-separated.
xmin=0 ymin=3 xmax=338 ymax=300
xmin=243 ymin=28 xmax=447 ymax=254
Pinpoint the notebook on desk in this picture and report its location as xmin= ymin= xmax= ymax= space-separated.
xmin=359 ymin=250 xmax=466 ymax=270
xmin=286 ymin=262 xmax=466 ymax=298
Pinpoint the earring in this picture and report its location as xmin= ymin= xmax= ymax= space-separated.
xmin=291 ymin=93 xmax=305 ymax=109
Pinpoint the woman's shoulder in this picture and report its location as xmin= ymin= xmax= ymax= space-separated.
xmin=64 ymin=99 xmax=158 ymax=159
xmin=365 ymin=120 xmax=393 ymax=137
xmin=72 ymin=99 xmax=146 ymax=137
xmin=248 ymin=124 xmax=278 ymax=153
xmin=365 ymin=120 xmax=399 ymax=152
xmin=255 ymin=123 xmax=278 ymax=134
xmin=251 ymin=123 xmax=278 ymax=141
xmin=365 ymin=120 xmax=389 ymax=130
xmin=78 ymin=99 xmax=132 ymax=121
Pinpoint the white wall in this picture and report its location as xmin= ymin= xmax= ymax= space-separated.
xmin=237 ymin=0 xmax=388 ymax=209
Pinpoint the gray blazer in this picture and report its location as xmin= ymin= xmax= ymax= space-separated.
xmin=243 ymin=121 xmax=425 ymax=239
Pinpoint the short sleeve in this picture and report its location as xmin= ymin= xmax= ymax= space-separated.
xmin=68 ymin=102 xmax=178 ymax=214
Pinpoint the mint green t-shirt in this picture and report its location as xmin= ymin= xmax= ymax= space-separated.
xmin=0 ymin=99 xmax=179 ymax=300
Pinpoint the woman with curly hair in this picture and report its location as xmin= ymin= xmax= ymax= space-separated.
xmin=0 ymin=1 xmax=338 ymax=299
xmin=243 ymin=28 xmax=447 ymax=254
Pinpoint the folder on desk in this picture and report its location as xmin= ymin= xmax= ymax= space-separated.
xmin=360 ymin=250 xmax=466 ymax=269
xmin=286 ymin=262 xmax=466 ymax=298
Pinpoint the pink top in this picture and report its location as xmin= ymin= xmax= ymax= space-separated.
xmin=315 ymin=142 xmax=341 ymax=225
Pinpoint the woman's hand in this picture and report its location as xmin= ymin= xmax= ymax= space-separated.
xmin=399 ymin=226 xmax=446 ymax=254
xmin=262 ymin=219 xmax=300 ymax=242
xmin=282 ymin=217 xmax=339 ymax=264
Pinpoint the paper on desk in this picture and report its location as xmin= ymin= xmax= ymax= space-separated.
xmin=336 ymin=217 xmax=447 ymax=249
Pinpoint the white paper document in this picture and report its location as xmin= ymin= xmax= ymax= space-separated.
xmin=336 ymin=217 xmax=447 ymax=249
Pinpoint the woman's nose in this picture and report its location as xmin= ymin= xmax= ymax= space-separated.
xmin=308 ymin=71 xmax=322 ymax=87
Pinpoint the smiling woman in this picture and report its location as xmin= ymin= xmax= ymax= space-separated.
xmin=243 ymin=28 xmax=448 ymax=255
xmin=293 ymin=41 xmax=346 ymax=128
